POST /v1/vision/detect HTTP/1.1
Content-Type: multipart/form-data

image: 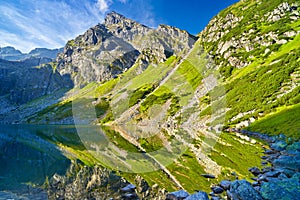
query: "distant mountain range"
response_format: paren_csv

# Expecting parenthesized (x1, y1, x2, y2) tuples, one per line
(0, 46, 63, 61)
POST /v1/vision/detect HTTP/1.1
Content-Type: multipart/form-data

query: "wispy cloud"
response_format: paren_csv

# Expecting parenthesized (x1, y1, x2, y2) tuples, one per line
(0, 0, 157, 53)
(97, 0, 112, 13)
(0, 0, 108, 52)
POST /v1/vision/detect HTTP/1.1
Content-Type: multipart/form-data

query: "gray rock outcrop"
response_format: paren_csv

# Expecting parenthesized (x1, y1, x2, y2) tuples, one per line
(56, 11, 197, 86)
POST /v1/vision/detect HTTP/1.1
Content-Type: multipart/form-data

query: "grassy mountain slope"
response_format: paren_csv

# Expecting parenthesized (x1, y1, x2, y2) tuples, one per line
(199, 0, 300, 138)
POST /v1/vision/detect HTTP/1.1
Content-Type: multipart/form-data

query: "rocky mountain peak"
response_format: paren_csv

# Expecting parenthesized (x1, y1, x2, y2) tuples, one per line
(56, 12, 197, 86)
(104, 11, 145, 28)
(105, 11, 126, 24)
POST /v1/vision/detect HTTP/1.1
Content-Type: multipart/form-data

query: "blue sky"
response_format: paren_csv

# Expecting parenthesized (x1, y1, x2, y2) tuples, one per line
(0, 0, 238, 53)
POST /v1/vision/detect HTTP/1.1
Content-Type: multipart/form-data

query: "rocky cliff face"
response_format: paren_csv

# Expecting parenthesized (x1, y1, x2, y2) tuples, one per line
(0, 46, 65, 106)
(0, 58, 72, 124)
(56, 12, 197, 86)
(0, 60, 70, 105)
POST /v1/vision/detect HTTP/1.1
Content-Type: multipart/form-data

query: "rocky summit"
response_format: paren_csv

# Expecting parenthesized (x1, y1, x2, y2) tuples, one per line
(56, 11, 197, 86)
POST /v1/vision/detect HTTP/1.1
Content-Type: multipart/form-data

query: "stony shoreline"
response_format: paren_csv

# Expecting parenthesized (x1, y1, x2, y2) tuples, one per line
(166, 130, 300, 200)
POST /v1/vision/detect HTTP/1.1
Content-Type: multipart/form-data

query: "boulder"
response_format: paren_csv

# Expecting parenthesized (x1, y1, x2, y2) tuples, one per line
(275, 168, 295, 178)
(277, 173, 288, 180)
(211, 186, 224, 194)
(270, 140, 287, 151)
(261, 167, 273, 174)
(185, 191, 209, 200)
(261, 161, 268, 165)
(220, 180, 231, 190)
(260, 174, 300, 200)
(166, 190, 189, 200)
(227, 180, 263, 200)
(200, 174, 216, 179)
(273, 154, 300, 171)
(122, 193, 138, 200)
(249, 167, 261, 176)
(252, 182, 259, 187)
(257, 174, 268, 182)
(264, 171, 280, 178)
(264, 149, 274, 154)
(286, 142, 300, 153)
(211, 197, 221, 200)
(121, 184, 136, 193)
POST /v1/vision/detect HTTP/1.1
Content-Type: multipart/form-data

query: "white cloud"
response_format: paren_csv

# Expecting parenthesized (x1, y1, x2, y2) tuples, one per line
(0, 30, 37, 52)
(97, 0, 112, 13)
(0, 0, 107, 52)
(0, 0, 156, 53)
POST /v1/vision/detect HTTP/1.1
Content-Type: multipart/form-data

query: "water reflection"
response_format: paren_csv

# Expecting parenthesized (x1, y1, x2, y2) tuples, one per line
(76, 124, 195, 173)
(0, 125, 70, 192)
(0, 124, 226, 196)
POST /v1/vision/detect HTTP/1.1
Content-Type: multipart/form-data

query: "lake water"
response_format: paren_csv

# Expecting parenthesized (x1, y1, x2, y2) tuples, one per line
(0, 124, 264, 198)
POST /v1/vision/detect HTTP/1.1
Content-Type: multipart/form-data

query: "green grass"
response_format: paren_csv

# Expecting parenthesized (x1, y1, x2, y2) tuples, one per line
(27, 100, 73, 123)
(139, 134, 165, 152)
(95, 98, 110, 117)
(247, 103, 300, 139)
(229, 34, 300, 83)
(166, 149, 217, 193)
(210, 132, 264, 180)
(177, 60, 203, 90)
(121, 56, 178, 91)
(94, 78, 119, 97)
(140, 86, 174, 113)
(119, 170, 178, 192)
(128, 84, 155, 107)
(101, 126, 141, 153)
(201, 46, 300, 129)
(161, 130, 264, 193)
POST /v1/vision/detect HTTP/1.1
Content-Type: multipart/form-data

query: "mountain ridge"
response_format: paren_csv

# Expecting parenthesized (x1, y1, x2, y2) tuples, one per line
(0, 46, 63, 61)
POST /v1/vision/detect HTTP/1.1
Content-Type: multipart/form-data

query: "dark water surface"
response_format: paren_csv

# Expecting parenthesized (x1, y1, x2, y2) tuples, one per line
(0, 125, 74, 199)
